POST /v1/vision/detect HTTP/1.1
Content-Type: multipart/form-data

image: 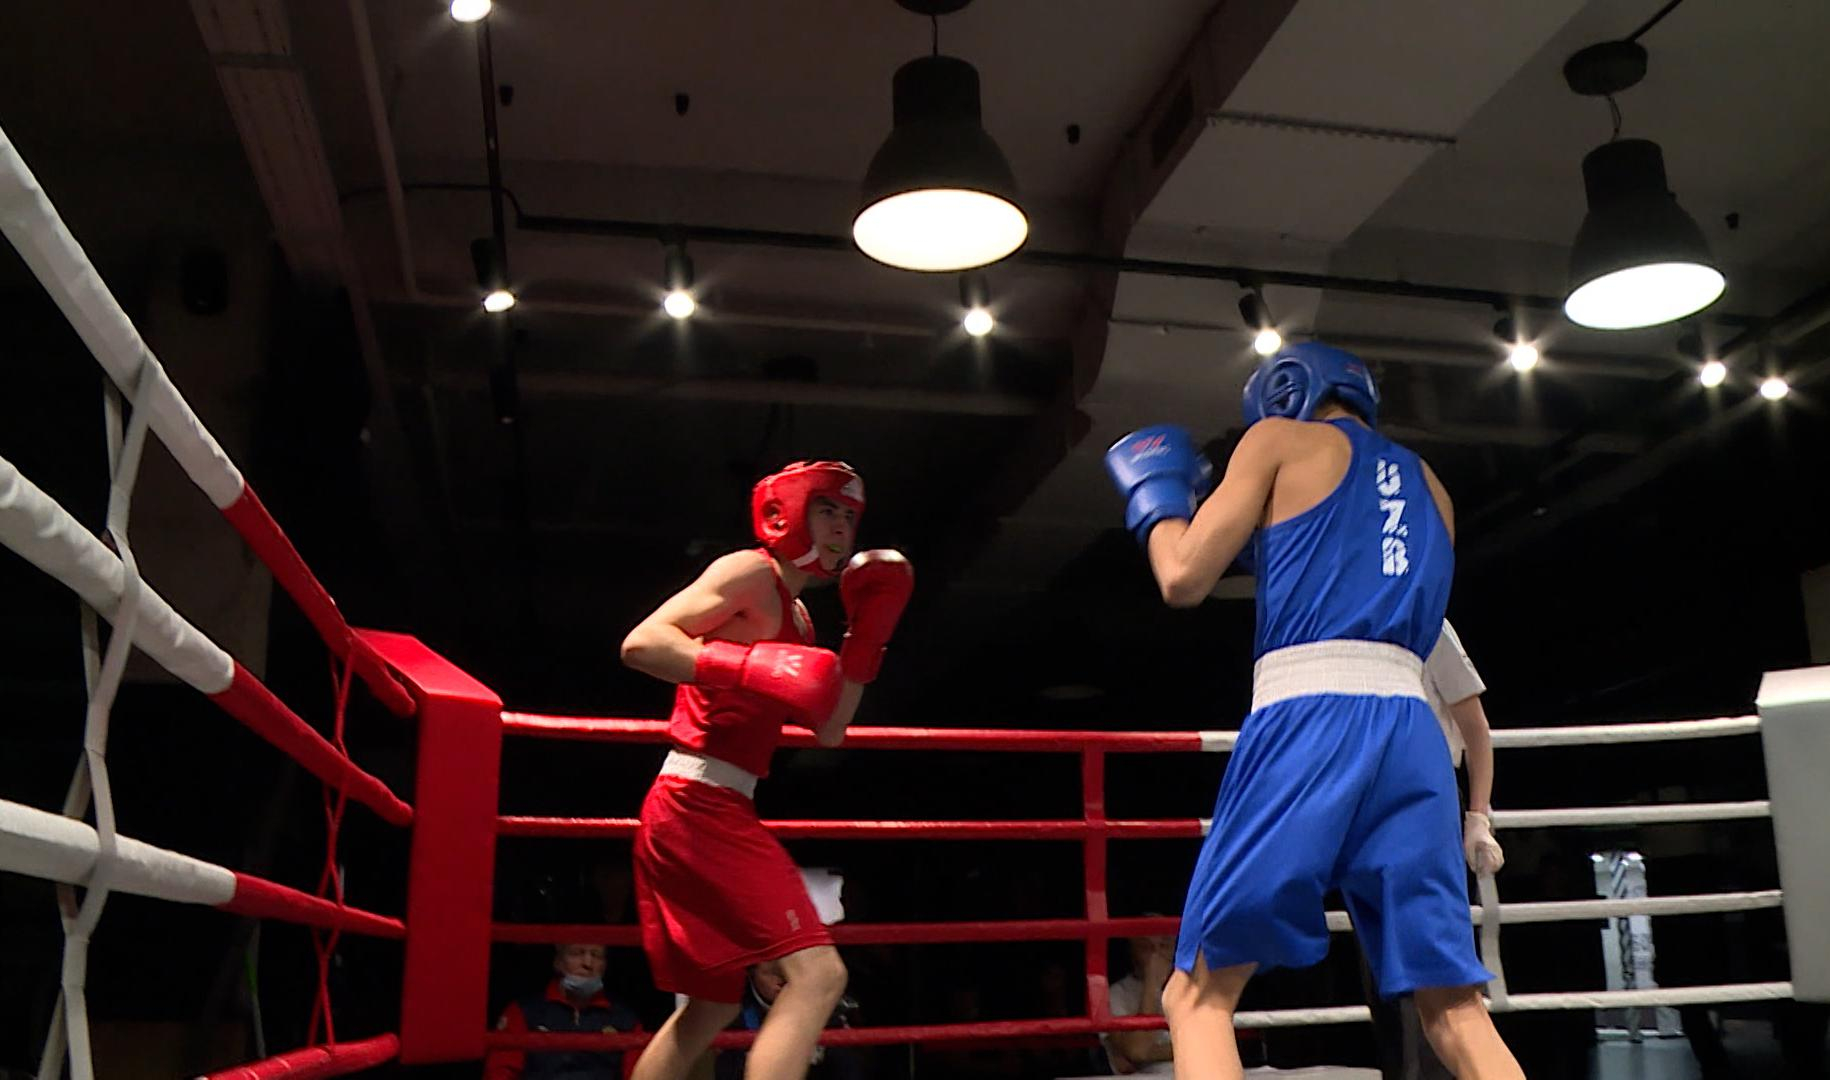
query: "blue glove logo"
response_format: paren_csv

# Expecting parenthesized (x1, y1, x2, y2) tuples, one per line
(1127, 433, 1174, 460)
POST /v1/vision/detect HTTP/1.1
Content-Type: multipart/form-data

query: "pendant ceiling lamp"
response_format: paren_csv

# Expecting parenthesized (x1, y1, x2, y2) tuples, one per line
(853, 0, 1028, 272)
(1561, 39, 1724, 330)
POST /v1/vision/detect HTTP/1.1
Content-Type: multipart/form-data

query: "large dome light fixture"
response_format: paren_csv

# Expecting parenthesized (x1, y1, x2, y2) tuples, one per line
(1564, 139, 1724, 329)
(1560, 39, 1724, 330)
(854, 2, 1026, 272)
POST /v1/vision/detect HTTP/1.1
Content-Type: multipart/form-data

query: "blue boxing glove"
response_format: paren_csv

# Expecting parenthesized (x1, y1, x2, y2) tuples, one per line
(1104, 425, 1213, 547)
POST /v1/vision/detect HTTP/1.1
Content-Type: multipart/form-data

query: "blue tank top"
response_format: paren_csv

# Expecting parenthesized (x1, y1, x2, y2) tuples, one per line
(1247, 419, 1451, 659)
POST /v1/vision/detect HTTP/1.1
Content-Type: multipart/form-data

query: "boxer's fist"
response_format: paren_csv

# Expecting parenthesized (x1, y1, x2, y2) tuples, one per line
(1464, 809, 1504, 876)
(1105, 425, 1212, 547)
(839, 549, 914, 683)
(695, 640, 842, 723)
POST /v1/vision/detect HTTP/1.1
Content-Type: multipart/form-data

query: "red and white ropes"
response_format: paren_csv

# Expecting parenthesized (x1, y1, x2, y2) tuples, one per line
(0, 123, 412, 1079)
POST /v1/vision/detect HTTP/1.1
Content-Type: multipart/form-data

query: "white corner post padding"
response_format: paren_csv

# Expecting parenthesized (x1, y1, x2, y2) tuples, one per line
(1757, 664, 1830, 1003)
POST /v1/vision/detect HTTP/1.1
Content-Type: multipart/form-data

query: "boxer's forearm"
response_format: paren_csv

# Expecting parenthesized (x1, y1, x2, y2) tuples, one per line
(815, 680, 865, 747)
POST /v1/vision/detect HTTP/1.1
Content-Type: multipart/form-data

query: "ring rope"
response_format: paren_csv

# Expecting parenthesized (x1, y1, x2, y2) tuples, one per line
(0, 451, 411, 825)
(489, 888, 1786, 950)
(0, 124, 416, 1075)
(495, 708, 1793, 1055)
(0, 124, 411, 717)
(483, 982, 1798, 1056)
(502, 712, 1762, 751)
(1491, 801, 1770, 828)
(0, 797, 407, 937)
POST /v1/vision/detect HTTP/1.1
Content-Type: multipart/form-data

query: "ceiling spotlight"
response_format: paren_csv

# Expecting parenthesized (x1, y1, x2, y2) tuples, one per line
(663, 290, 696, 320)
(1759, 375, 1789, 401)
(662, 241, 696, 320)
(958, 272, 994, 336)
(1239, 290, 1281, 356)
(1698, 359, 1727, 388)
(471, 236, 512, 314)
(853, 6, 1026, 272)
(1560, 44, 1723, 329)
(450, 0, 492, 23)
(1494, 315, 1538, 372)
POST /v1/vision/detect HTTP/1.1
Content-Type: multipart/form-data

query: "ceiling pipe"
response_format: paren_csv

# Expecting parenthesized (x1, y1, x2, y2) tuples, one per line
(1107, 319, 1676, 382)
(514, 210, 1763, 328)
(378, 287, 944, 339)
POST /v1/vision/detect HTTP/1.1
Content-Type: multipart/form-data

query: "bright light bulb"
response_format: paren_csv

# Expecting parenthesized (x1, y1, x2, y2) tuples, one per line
(1698, 359, 1727, 388)
(852, 189, 1028, 272)
(962, 307, 994, 337)
(663, 289, 696, 320)
(482, 289, 516, 313)
(450, 0, 492, 22)
(1760, 375, 1789, 401)
(1564, 262, 1726, 330)
(1252, 328, 1283, 357)
(1507, 343, 1540, 373)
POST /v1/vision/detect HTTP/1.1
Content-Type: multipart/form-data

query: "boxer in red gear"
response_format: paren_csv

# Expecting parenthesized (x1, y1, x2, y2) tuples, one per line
(619, 461, 912, 1080)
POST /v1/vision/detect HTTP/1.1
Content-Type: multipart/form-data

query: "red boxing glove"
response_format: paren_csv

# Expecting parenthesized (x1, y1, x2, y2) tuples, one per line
(838, 549, 915, 683)
(694, 640, 843, 724)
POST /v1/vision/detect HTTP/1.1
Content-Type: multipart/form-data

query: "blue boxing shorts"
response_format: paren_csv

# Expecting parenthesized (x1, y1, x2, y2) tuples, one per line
(1176, 641, 1492, 997)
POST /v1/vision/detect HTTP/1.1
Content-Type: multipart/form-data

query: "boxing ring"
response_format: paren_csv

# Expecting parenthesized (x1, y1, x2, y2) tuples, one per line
(4, 122, 1829, 1077)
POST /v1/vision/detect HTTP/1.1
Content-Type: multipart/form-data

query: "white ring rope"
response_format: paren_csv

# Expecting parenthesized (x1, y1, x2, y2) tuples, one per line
(0, 452, 234, 694)
(1470, 889, 1784, 925)
(1199, 800, 1770, 839)
(1198, 715, 1761, 754)
(0, 798, 237, 906)
(1492, 801, 1770, 828)
(1229, 983, 1795, 1029)
(1488, 715, 1761, 746)
(1309, 889, 1785, 934)
(0, 127, 243, 508)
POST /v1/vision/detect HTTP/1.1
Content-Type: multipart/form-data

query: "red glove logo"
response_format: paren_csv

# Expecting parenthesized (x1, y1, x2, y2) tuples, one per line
(770, 651, 805, 680)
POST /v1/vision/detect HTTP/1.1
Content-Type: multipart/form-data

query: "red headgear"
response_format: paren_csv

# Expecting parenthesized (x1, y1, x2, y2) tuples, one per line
(751, 461, 865, 577)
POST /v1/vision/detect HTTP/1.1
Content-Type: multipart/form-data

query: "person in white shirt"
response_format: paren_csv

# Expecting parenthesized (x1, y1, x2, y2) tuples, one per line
(1102, 929, 1178, 1075)
(1425, 621, 1502, 878)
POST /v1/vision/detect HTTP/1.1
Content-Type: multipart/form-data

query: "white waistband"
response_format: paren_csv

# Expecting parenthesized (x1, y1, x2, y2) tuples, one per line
(660, 749, 759, 799)
(1251, 640, 1426, 713)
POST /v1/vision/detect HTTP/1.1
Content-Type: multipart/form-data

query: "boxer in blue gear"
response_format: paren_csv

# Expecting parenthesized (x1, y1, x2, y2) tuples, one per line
(1104, 342, 1524, 1080)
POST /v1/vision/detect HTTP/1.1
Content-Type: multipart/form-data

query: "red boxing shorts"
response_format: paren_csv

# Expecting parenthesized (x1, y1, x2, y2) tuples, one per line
(634, 774, 832, 1002)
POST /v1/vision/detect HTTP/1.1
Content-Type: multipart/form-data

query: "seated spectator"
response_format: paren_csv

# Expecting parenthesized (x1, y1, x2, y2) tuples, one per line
(1103, 929, 1175, 1075)
(486, 943, 642, 1080)
(713, 959, 864, 1080)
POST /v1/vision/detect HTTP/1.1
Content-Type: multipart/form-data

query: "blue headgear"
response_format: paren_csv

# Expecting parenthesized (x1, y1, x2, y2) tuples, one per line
(1241, 342, 1379, 427)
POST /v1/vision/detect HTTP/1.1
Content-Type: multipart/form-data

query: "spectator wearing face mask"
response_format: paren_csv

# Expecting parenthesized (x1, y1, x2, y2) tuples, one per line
(485, 943, 643, 1080)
